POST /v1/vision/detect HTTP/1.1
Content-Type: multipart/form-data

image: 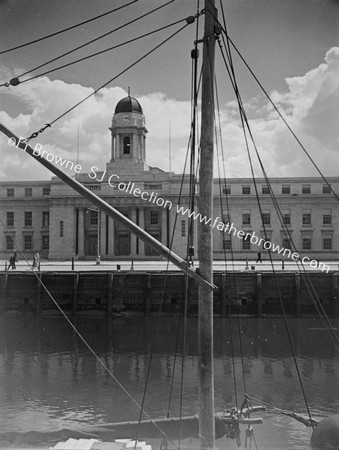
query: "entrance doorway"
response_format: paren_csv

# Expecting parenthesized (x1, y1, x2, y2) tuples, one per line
(115, 231, 131, 255)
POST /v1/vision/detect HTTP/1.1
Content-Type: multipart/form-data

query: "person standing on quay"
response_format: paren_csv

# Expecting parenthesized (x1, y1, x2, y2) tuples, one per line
(256, 250, 262, 263)
(8, 251, 17, 270)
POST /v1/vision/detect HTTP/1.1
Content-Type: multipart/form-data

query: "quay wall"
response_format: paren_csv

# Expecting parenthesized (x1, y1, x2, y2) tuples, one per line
(0, 271, 338, 317)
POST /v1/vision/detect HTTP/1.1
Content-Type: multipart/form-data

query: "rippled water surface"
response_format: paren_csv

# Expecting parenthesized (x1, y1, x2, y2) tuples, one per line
(0, 316, 338, 449)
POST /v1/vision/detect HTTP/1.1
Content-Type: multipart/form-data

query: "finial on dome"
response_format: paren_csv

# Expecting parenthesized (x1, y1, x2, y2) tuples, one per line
(128, 86, 131, 97)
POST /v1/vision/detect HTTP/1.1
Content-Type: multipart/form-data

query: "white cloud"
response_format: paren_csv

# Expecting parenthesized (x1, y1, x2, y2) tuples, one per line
(0, 46, 338, 181)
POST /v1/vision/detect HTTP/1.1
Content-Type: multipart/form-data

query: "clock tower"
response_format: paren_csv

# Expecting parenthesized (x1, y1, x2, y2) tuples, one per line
(107, 94, 149, 175)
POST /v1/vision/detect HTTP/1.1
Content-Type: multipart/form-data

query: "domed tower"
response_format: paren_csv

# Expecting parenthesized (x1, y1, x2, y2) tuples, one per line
(107, 93, 149, 174)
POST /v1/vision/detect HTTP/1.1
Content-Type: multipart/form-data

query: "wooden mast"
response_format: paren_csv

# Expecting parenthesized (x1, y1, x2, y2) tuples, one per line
(198, 1, 217, 449)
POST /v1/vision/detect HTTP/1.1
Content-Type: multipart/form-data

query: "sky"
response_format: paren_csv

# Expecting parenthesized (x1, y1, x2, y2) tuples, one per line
(0, 0, 338, 181)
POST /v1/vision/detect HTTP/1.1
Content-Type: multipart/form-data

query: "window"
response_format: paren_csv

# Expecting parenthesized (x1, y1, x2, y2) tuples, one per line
(282, 185, 290, 194)
(24, 211, 32, 227)
(6, 235, 14, 250)
(223, 237, 231, 250)
(42, 211, 49, 227)
(223, 210, 231, 225)
(42, 235, 49, 250)
(323, 209, 332, 225)
(242, 234, 251, 250)
(90, 210, 98, 225)
(150, 210, 159, 225)
(282, 238, 291, 249)
(242, 210, 251, 225)
(24, 235, 32, 250)
(85, 184, 101, 191)
(262, 210, 271, 225)
(6, 211, 14, 227)
(7, 188, 14, 197)
(302, 237, 312, 250)
(60, 221, 64, 237)
(242, 185, 251, 195)
(43, 187, 50, 196)
(302, 209, 311, 225)
(181, 220, 186, 237)
(323, 234, 332, 250)
(145, 184, 162, 190)
(262, 185, 270, 194)
(302, 184, 311, 194)
(25, 187, 32, 197)
(323, 184, 331, 194)
(223, 185, 231, 195)
(123, 136, 131, 154)
(282, 209, 291, 225)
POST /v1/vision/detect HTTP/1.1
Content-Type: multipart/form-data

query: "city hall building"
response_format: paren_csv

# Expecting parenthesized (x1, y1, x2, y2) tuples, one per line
(0, 95, 338, 261)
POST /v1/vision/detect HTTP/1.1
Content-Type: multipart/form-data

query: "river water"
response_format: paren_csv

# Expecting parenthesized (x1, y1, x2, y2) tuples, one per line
(0, 315, 338, 449)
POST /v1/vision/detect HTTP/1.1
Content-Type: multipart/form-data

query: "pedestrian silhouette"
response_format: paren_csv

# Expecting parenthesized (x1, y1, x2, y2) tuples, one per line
(256, 250, 262, 263)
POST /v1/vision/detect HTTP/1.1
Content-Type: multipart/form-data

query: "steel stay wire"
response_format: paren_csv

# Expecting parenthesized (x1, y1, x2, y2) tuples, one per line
(0, 0, 139, 55)
(23, 22, 191, 142)
(216, 27, 316, 429)
(216, 24, 339, 353)
(3, 16, 197, 87)
(135, 18, 204, 445)
(210, 3, 339, 205)
(2, 0, 176, 88)
(0, 216, 178, 448)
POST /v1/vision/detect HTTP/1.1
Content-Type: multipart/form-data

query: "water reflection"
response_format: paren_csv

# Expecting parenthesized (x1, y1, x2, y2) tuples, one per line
(0, 316, 338, 449)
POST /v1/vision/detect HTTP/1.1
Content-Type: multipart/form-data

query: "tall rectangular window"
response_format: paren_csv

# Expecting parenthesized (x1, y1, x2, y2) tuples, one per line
(223, 185, 231, 195)
(282, 238, 291, 249)
(150, 210, 159, 225)
(302, 209, 311, 225)
(262, 185, 270, 194)
(7, 188, 14, 197)
(302, 237, 312, 250)
(43, 186, 50, 196)
(181, 220, 186, 237)
(302, 184, 311, 194)
(323, 184, 331, 194)
(323, 234, 332, 250)
(223, 210, 231, 224)
(42, 235, 49, 250)
(262, 210, 271, 225)
(60, 221, 64, 237)
(282, 209, 291, 225)
(6, 211, 14, 227)
(42, 211, 50, 227)
(242, 234, 251, 250)
(223, 237, 231, 250)
(25, 187, 32, 197)
(24, 235, 32, 250)
(6, 235, 14, 250)
(242, 185, 251, 195)
(323, 209, 332, 225)
(24, 211, 32, 227)
(90, 210, 98, 225)
(242, 210, 251, 225)
(282, 185, 290, 194)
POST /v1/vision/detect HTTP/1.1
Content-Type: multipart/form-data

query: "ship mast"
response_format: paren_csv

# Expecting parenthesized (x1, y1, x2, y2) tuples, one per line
(198, 1, 217, 449)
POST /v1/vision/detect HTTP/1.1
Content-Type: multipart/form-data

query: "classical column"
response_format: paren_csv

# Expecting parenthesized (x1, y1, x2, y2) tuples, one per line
(78, 209, 85, 257)
(161, 209, 166, 246)
(139, 208, 145, 255)
(130, 208, 137, 257)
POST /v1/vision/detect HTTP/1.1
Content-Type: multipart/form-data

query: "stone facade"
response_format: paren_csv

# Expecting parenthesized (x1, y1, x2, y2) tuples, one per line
(1, 95, 338, 261)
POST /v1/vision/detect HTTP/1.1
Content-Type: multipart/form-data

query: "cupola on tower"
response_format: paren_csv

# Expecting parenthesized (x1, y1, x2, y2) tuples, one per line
(107, 93, 149, 175)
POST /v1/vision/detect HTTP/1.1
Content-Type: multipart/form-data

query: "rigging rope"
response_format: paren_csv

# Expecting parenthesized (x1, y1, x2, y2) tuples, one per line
(215, 21, 316, 429)
(0, 0, 139, 55)
(211, 5, 339, 204)
(24, 22, 191, 142)
(4, 17, 192, 87)
(2, 0, 176, 87)
(0, 216, 177, 447)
